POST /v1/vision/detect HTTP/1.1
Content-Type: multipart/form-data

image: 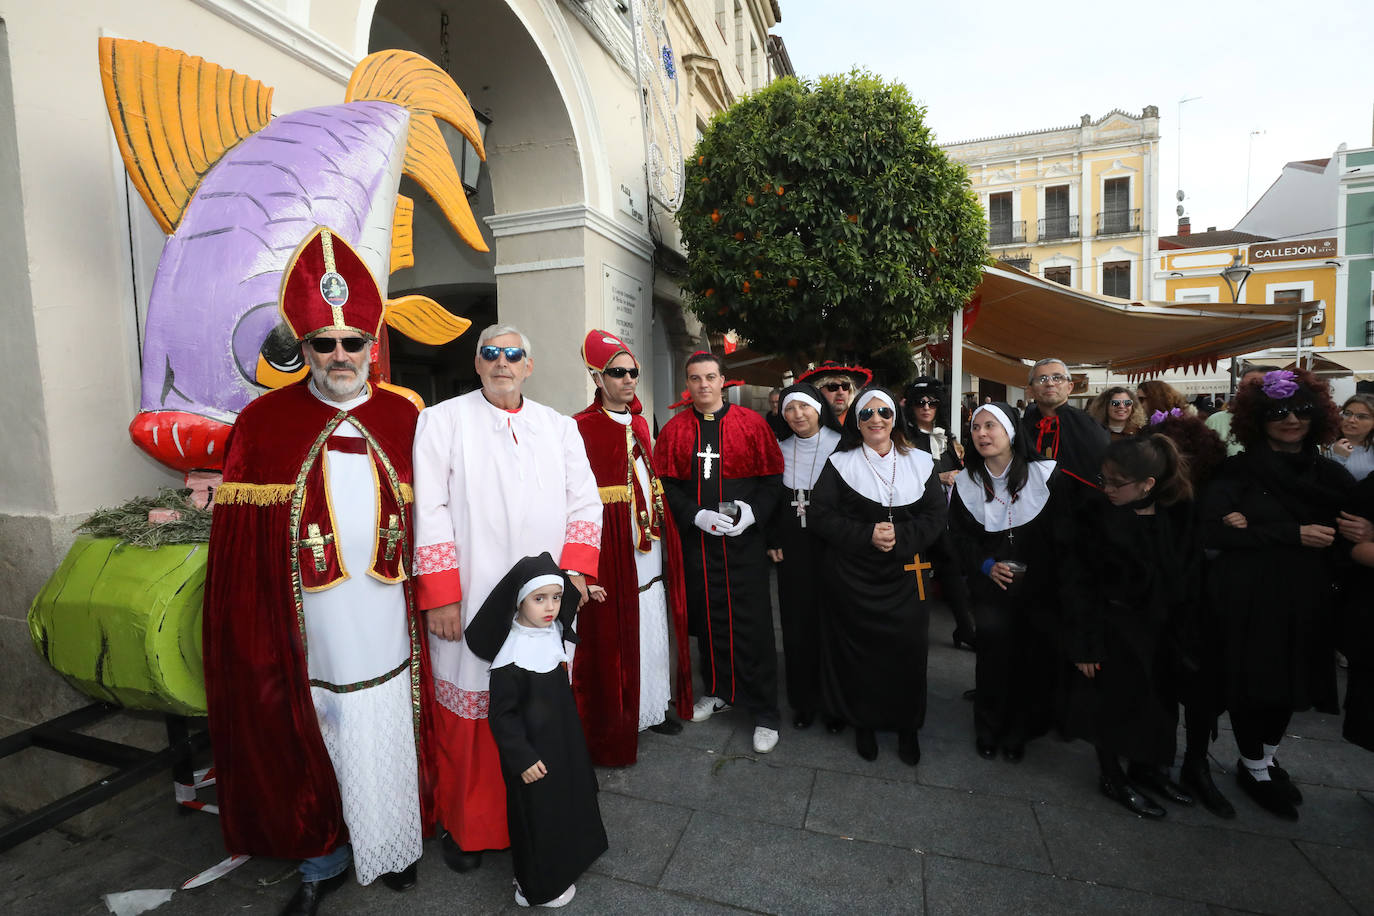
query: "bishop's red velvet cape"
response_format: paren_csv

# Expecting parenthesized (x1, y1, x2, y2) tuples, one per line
(653, 402, 785, 481)
(202, 381, 436, 859)
(571, 395, 693, 765)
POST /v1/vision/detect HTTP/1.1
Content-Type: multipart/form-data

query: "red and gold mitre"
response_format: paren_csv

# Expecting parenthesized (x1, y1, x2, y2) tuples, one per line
(279, 226, 384, 340)
(582, 329, 638, 372)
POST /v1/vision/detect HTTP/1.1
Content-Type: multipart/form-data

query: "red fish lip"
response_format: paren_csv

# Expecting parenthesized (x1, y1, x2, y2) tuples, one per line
(129, 411, 233, 473)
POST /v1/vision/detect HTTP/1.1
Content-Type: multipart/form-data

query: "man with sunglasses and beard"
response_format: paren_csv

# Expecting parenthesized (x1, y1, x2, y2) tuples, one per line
(204, 228, 434, 914)
(655, 351, 786, 754)
(411, 324, 602, 873)
(569, 330, 694, 766)
(797, 361, 874, 424)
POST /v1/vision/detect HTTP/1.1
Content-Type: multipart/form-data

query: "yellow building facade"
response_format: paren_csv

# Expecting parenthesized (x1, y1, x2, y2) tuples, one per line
(1156, 233, 1338, 348)
(943, 108, 1160, 300)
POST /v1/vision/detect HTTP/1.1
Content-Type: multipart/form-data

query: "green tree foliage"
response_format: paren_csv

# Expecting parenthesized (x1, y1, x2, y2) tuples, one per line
(681, 71, 987, 371)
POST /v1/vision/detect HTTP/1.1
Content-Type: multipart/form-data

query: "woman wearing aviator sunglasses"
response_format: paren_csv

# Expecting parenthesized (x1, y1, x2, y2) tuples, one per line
(807, 388, 947, 764)
(1202, 368, 1355, 821)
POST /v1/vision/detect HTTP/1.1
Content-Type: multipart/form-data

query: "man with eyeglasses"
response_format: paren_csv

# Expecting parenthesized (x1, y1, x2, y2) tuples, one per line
(1020, 358, 1108, 485)
(204, 227, 433, 914)
(655, 351, 786, 754)
(797, 361, 874, 423)
(569, 330, 693, 766)
(411, 323, 603, 874)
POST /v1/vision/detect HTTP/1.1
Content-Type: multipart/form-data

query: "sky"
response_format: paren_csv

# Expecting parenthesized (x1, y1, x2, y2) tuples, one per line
(777, 0, 1372, 236)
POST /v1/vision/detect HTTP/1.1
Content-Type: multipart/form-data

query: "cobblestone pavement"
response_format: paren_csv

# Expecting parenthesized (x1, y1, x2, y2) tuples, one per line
(2, 602, 1371, 915)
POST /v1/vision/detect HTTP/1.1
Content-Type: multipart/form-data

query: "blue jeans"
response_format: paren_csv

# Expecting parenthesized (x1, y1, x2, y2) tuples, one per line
(299, 844, 351, 882)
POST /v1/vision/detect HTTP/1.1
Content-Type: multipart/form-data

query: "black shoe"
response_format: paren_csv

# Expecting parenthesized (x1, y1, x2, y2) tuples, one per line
(898, 730, 921, 766)
(1002, 744, 1025, 764)
(855, 728, 878, 761)
(976, 738, 998, 760)
(961, 688, 977, 701)
(1126, 764, 1194, 806)
(380, 863, 417, 892)
(1235, 762, 1299, 821)
(280, 870, 348, 916)
(1099, 775, 1166, 818)
(1268, 758, 1303, 805)
(440, 831, 483, 872)
(952, 629, 977, 652)
(824, 716, 846, 735)
(1178, 758, 1236, 819)
(792, 710, 815, 730)
(648, 717, 684, 735)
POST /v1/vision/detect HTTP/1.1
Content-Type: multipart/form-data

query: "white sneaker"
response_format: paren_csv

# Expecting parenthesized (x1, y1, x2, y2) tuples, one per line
(753, 726, 779, 754)
(692, 696, 731, 721)
(515, 882, 576, 908)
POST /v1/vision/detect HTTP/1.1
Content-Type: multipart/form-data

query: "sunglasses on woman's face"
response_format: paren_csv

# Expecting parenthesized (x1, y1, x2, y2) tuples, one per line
(479, 345, 526, 362)
(1264, 403, 1315, 422)
(856, 406, 894, 422)
(602, 366, 639, 379)
(913, 397, 939, 408)
(822, 381, 852, 393)
(1109, 398, 1133, 407)
(308, 336, 368, 354)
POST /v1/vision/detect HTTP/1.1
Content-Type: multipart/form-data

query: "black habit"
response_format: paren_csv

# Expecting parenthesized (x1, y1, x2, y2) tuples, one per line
(946, 465, 1074, 749)
(808, 448, 947, 730)
(1202, 447, 1355, 716)
(1021, 403, 1109, 484)
(1342, 474, 1374, 751)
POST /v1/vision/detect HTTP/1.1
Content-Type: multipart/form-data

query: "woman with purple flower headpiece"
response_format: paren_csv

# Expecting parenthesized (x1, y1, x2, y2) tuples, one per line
(1201, 368, 1354, 821)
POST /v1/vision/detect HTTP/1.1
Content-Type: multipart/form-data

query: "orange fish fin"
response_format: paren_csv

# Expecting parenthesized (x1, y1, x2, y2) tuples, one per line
(384, 294, 472, 345)
(346, 50, 488, 254)
(391, 194, 414, 273)
(99, 37, 273, 234)
(377, 380, 426, 411)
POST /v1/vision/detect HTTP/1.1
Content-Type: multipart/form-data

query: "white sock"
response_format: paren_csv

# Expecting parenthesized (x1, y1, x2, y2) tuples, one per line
(1242, 755, 1272, 781)
(1263, 743, 1279, 764)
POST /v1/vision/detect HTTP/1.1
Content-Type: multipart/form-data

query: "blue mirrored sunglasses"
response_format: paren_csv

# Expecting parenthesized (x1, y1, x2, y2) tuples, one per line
(479, 345, 526, 363)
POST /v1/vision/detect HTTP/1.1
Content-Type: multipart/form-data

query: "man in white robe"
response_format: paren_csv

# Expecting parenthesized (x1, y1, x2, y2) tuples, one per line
(412, 324, 602, 871)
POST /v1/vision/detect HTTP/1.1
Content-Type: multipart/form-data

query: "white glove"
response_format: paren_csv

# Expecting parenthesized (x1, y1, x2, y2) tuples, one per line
(694, 509, 736, 536)
(723, 500, 755, 537)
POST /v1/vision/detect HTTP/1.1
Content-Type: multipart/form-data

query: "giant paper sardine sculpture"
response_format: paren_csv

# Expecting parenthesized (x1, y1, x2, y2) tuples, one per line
(100, 39, 486, 472)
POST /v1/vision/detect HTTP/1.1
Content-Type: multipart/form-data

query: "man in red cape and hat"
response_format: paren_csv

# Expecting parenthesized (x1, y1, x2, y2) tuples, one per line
(203, 226, 435, 915)
(571, 330, 693, 765)
(654, 351, 785, 754)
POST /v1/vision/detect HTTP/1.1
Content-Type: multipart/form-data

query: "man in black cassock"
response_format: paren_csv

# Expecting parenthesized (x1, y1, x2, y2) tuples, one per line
(654, 352, 785, 754)
(1020, 357, 1108, 485)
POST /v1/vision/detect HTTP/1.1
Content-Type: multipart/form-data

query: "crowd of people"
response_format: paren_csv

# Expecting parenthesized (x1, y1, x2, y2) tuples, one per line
(200, 225, 1372, 915)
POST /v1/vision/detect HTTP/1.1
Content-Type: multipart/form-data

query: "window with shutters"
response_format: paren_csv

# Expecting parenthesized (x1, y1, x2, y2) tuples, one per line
(1042, 185, 1072, 239)
(1044, 266, 1071, 286)
(1102, 260, 1131, 298)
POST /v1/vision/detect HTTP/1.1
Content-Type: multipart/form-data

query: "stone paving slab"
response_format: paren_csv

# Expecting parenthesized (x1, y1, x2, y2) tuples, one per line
(659, 809, 922, 914)
(921, 853, 1212, 916)
(1035, 802, 1357, 915)
(589, 791, 693, 886)
(1295, 840, 1374, 916)
(804, 768, 1053, 873)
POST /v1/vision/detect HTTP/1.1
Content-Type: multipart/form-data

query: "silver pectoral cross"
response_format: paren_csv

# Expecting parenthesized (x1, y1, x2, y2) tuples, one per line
(696, 444, 718, 480)
(791, 488, 809, 527)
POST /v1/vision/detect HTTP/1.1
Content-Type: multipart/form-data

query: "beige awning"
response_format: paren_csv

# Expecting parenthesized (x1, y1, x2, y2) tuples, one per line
(1285, 349, 1374, 382)
(963, 266, 1317, 378)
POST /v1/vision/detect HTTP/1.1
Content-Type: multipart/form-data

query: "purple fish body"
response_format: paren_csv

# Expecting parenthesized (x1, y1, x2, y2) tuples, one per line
(131, 101, 409, 469)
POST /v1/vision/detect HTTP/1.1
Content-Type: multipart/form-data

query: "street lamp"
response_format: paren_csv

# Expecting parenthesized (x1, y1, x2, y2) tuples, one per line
(1220, 253, 1253, 303)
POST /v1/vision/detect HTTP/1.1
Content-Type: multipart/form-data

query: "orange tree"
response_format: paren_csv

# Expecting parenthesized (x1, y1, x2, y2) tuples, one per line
(680, 71, 987, 376)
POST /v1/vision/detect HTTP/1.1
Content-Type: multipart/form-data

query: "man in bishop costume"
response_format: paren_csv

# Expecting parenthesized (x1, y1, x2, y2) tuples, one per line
(203, 226, 434, 915)
(411, 324, 602, 871)
(654, 351, 785, 754)
(571, 330, 693, 765)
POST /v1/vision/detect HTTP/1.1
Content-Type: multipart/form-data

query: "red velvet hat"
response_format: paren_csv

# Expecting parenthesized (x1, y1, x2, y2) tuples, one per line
(278, 226, 385, 340)
(582, 329, 638, 372)
(797, 361, 873, 389)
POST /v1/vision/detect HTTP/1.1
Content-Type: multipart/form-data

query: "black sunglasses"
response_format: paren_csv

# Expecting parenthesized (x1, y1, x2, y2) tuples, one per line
(308, 336, 368, 354)
(856, 406, 894, 421)
(822, 381, 852, 393)
(1264, 403, 1315, 422)
(603, 366, 639, 379)
(913, 397, 939, 408)
(480, 345, 526, 363)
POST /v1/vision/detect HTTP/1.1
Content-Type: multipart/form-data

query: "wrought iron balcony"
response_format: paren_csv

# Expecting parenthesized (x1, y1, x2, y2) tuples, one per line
(988, 220, 1026, 246)
(1096, 208, 1141, 236)
(1037, 215, 1079, 241)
